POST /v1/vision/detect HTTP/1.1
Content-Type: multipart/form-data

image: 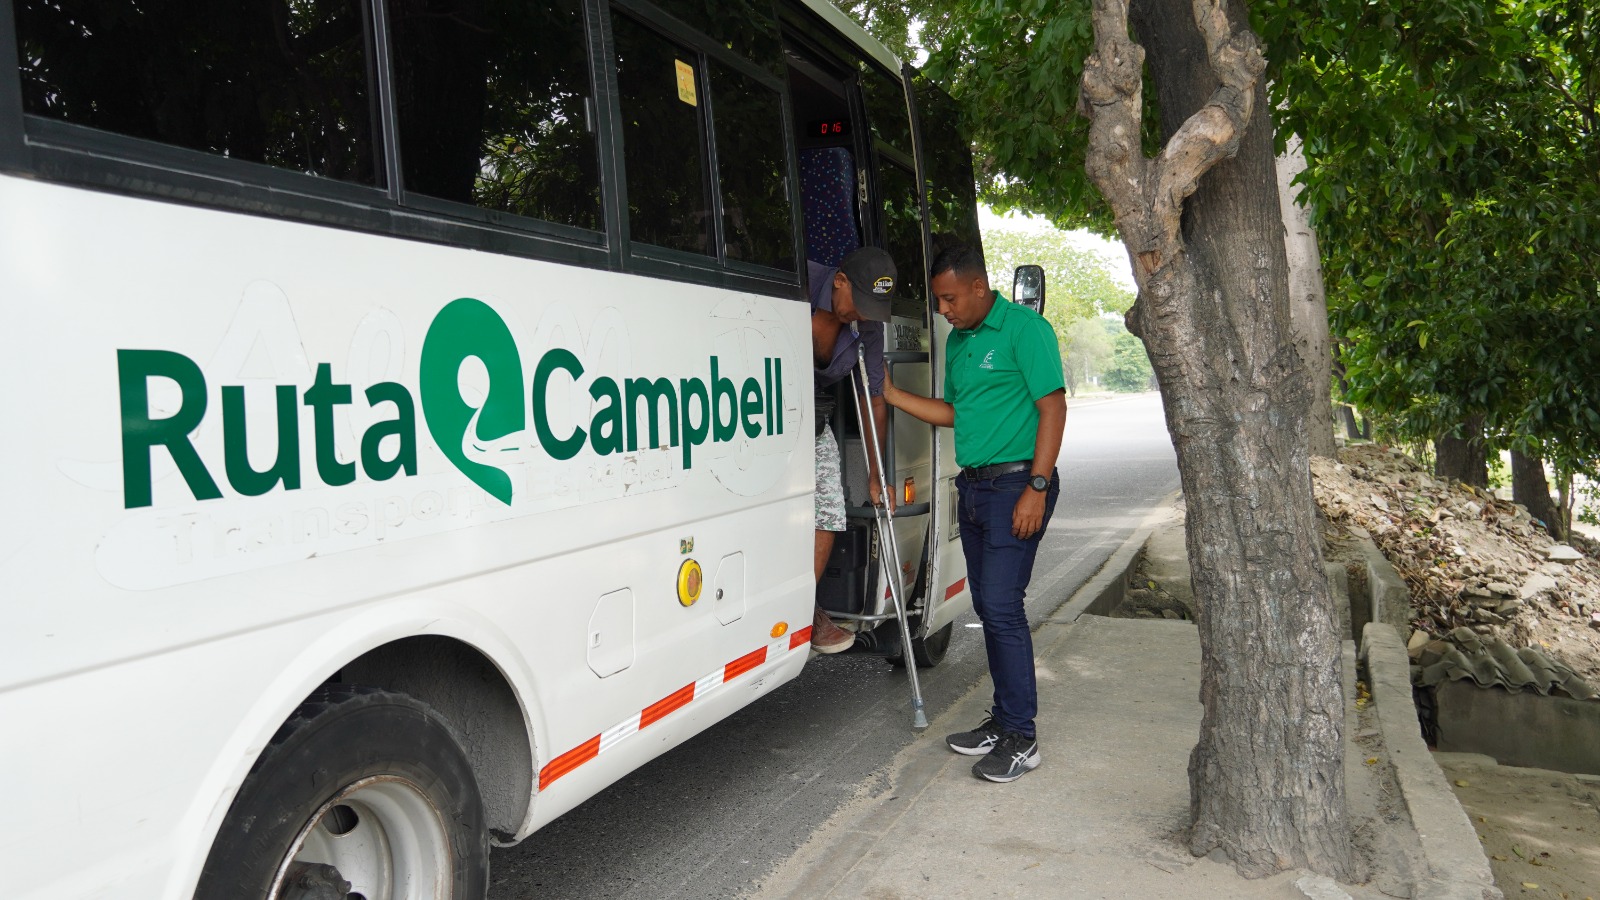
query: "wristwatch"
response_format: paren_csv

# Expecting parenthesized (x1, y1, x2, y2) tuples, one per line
(1027, 474, 1050, 492)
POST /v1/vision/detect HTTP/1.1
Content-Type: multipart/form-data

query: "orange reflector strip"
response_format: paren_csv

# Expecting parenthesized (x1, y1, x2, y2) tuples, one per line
(640, 682, 696, 729)
(539, 734, 600, 790)
(944, 578, 967, 600)
(539, 631, 808, 792)
(724, 646, 767, 681)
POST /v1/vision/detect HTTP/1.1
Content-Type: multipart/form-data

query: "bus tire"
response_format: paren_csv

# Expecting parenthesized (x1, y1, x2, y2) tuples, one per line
(194, 684, 488, 900)
(889, 619, 954, 669)
(910, 620, 954, 668)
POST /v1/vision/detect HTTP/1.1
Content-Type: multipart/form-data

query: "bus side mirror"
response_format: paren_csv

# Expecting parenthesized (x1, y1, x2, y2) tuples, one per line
(1013, 265, 1045, 315)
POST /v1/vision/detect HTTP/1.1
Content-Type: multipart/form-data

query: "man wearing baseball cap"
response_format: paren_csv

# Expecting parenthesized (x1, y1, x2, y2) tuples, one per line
(808, 246, 898, 653)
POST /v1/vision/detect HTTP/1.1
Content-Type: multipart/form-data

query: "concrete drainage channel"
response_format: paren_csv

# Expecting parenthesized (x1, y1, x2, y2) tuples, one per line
(1067, 499, 1503, 900)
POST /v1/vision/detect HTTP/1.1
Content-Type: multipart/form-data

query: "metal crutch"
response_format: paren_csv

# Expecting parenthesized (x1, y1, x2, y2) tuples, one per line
(849, 324, 929, 730)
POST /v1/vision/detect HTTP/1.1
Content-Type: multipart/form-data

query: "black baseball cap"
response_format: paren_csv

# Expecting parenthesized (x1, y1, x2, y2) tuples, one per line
(837, 247, 897, 322)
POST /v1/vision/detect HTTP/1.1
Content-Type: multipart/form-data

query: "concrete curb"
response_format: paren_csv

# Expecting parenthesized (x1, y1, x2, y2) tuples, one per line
(1046, 493, 1182, 624)
(1350, 528, 1412, 631)
(1361, 624, 1503, 900)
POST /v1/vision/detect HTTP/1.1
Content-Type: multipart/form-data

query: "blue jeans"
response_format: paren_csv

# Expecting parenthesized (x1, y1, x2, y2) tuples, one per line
(956, 468, 1060, 739)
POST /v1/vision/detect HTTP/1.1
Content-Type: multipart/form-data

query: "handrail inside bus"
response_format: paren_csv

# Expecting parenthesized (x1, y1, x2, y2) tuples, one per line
(845, 502, 932, 519)
(884, 350, 930, 365)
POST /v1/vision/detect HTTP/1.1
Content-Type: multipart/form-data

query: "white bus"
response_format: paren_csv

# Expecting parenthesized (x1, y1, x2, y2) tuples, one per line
(0, 1, 986, 897)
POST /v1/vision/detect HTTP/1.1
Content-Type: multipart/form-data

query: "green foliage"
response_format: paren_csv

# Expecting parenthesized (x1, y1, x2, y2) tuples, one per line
(981, 225, 1134, 322)
(845, 0, 1128, 232)
(1102, 329, 1156, 393)
(850, 0, 1598, 480)
(1574, 477, 1600, 529)
(1063, 317, 1113, 396)
(1264, 0, 1600, 479)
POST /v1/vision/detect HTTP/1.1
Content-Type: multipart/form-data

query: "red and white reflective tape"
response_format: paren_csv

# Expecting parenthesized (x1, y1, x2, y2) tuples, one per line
(539, 625, 815, 790)
(944, 577, 966, 600)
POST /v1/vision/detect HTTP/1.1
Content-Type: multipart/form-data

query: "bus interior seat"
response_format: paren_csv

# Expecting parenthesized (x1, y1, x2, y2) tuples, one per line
(799, 146, 860, 268)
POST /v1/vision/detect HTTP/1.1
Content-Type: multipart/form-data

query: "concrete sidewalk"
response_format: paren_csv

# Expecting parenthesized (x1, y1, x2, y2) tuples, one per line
(750, 508, 1496, 900)
(753, 616, 1359, 899)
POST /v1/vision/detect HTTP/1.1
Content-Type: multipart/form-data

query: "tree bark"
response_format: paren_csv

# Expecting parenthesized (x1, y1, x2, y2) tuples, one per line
(1080, 0, 1354, 880)
(1338, 405, 1361, 440)
(1434, 415, 1488, 488)
(1275, 135, 1337, 458)
(1511, 450, 1564, 540)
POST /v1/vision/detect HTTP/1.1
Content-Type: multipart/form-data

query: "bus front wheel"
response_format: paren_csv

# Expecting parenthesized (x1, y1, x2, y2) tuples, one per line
(194, 684, 488, 900)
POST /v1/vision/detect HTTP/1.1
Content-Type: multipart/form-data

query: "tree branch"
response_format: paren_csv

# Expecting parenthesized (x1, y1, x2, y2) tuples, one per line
(1153, 3, 1265, 231)
(1079, 0, 1265, 284)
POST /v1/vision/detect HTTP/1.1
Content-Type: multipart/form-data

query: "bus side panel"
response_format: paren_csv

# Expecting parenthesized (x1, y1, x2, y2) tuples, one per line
(0, 173, 814, 897)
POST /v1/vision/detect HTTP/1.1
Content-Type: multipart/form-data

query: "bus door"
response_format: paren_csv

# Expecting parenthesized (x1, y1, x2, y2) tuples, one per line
(781, 22, 944, 663)
(906, 71, 986, 642)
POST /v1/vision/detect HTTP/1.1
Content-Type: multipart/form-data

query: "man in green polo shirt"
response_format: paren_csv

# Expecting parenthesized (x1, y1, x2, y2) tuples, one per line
(883, 238, 1066, 783)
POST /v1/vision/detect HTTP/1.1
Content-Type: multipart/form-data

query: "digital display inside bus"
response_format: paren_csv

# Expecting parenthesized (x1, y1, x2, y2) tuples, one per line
(808, 118, 850, 138)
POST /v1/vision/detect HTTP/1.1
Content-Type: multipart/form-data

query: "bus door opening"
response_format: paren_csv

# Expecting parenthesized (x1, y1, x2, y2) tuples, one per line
(783, 51, 878, 625)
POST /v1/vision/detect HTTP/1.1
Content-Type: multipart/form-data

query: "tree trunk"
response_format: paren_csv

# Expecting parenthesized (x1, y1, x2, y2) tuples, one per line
(1331, 356, 1368, 440)
(1511, 450, 1564, 540)
(1338, 405, 1361, 440)
(1276, 135, 1337, 458)
(1434, 415, 1488, 488)
(1080, 0, 1354, 880)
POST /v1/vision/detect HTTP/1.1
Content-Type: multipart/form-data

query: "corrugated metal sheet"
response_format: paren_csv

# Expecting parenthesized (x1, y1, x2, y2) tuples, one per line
(1414, 627, 1599, 701)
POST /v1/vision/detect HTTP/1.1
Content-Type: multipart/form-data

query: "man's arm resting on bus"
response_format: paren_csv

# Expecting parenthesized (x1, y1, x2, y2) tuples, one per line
(1012, 390, 1067, 540)
(881, 371, 955, 427)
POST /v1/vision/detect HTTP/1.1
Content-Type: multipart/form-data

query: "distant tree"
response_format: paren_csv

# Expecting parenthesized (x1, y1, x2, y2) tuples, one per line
(1101, 329, 1155, 393)
(1063, 317, 1113, 396)
(982, 226, 1134, 316)
(979, 225, 1135, 398)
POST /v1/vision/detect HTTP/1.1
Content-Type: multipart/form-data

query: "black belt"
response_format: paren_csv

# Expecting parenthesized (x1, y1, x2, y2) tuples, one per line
(959, 460, 1031, 481)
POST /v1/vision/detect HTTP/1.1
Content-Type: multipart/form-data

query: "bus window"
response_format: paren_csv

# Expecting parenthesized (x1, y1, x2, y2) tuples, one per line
(878, 159, 926, 317)
(652, 0, 784, 76)
(613, 12, 715, 257)
(14, 0, 379, 185)
(860, 63, 912, 156)
(388, 0, 602, 233)
(912, 74, 982, 249)
(709, 60, 796, 271)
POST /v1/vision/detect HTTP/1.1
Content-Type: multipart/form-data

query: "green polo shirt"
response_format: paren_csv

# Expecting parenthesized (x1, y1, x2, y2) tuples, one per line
(944, 292, 1065, 468)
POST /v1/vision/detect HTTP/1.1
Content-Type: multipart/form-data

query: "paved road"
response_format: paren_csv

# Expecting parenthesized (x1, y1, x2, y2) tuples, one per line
(488, 392, 1180, 900)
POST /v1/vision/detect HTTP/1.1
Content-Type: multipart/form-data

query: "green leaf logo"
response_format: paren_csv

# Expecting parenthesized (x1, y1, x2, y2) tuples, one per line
(420, 298, 526, 505)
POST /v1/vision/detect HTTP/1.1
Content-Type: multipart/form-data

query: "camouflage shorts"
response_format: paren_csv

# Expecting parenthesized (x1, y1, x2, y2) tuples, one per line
(814, 427, 847, 532)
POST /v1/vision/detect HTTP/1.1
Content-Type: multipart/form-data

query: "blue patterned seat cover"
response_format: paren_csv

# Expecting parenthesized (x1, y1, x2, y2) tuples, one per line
(799, 147, 861, 268)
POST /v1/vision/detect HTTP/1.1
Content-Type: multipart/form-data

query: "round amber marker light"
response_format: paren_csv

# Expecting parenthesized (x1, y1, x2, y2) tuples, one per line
(771, 622, 789, 639)
(677, 559, 703, 606)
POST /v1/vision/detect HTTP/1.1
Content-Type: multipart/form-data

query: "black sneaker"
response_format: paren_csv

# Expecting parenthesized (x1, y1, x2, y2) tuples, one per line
(972, 732, 1040, 783)
(945, 715, 1003, 756)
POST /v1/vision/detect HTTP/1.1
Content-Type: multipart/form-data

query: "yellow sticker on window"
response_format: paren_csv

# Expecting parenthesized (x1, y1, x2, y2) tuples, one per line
(675, 59, 697, 106)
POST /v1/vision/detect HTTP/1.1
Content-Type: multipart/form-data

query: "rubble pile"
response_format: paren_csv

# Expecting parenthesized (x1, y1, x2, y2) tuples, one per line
(1310, 444, 1600, 683)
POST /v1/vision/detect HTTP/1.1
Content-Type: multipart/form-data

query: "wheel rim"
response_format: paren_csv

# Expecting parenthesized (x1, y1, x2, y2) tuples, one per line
(271, 775, 453, 900)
